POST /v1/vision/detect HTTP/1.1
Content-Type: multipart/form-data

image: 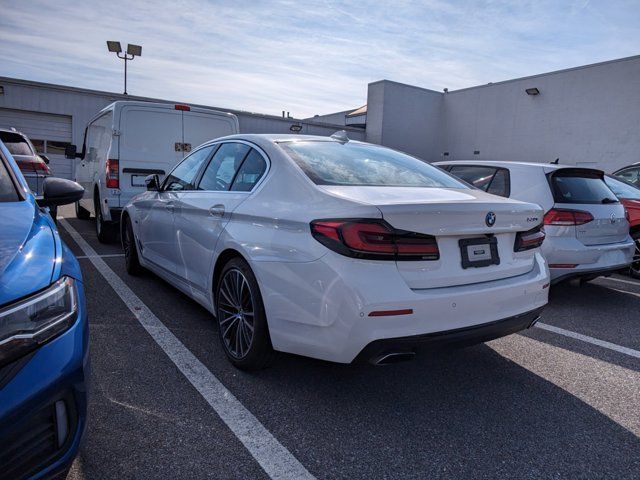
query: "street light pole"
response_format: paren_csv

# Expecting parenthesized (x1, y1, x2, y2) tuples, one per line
(106, 41, 142, 95)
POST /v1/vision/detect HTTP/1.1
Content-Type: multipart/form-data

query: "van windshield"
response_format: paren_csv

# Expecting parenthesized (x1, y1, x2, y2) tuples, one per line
(279, 141, 466, 188)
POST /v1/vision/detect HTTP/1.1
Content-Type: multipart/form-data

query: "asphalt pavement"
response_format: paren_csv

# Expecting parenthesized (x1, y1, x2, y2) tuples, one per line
(56, 206, 640, 479)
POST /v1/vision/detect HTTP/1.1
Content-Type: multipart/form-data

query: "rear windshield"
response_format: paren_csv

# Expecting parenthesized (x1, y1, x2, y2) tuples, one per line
(551, 170, 618, 204)
(0, 155, 19, 202)
(0, 132, 33, 156)
(280, 141, 467, 188)
(605, 176, 640, 200)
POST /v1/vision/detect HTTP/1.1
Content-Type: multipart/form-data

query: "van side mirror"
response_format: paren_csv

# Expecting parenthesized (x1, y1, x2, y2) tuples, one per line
(37, 177, 84, 207)
(145, 174, 160, 191)
(39, 154, 50, 164)
(65, 144, 78, 159)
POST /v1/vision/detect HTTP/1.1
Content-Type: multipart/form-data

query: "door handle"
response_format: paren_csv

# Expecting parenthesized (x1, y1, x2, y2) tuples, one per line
(209, 204, 225, 217)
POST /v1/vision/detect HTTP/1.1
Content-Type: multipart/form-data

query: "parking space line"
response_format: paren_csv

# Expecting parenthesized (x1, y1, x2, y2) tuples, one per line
(535, 323, 640, 359)
(598, 276, 640, 287)
(58, 219, 315, 480)
(76, 254, 125, 259)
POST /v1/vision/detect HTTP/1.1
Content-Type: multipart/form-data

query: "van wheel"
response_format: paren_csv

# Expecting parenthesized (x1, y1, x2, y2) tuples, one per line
(75, 201, 90, 220)
(95, 196, 116, 243)
(630, 232, 640, 279)
(123, 216, 143, 275)
(215, 257, 275, 370)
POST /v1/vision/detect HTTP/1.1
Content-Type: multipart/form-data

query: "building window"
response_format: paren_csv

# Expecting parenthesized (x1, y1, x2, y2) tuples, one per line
(31, 139, 45, 154)
(46, 141, 71, 155)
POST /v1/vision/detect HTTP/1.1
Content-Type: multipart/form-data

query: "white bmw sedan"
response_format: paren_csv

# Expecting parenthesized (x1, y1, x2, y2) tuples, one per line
(121, 134, 549, 369)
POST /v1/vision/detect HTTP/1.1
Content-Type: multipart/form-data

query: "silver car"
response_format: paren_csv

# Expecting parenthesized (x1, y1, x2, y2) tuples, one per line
(436, 161, 635, 283)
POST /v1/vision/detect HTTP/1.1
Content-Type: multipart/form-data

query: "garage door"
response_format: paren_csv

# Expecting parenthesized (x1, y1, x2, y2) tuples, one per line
(0, 108, 73, 179)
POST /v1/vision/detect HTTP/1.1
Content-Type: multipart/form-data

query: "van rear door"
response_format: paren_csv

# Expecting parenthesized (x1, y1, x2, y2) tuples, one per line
(182, 107, 239, 153)
(118, 105, 184, 207)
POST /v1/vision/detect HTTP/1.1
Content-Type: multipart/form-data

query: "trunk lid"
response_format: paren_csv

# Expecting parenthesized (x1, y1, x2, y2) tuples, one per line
(549, 168, 629, 246)
(320, 186, 544, 289)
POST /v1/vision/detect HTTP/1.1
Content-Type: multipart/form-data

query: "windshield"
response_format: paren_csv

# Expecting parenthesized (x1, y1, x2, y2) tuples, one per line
(0, 153, 19, 202)
(0, 131, 33, 156)
(605, 175, 640, 200)
(280, 141, 467, 188)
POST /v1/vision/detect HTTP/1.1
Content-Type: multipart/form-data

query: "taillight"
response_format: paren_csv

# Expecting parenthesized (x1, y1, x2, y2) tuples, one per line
(15, 159, 35, 172)
(33, 160, 51, 174)
(106, 159, 119, 188)
(543, 208, 593, 226)
(310, 219, 439, 261)
(514, 225, 545, 252)
(175, 104, 191, 111)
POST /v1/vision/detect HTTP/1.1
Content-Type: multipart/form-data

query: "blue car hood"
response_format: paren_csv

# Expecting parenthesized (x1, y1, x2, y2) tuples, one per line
(0, 200, 56, 306)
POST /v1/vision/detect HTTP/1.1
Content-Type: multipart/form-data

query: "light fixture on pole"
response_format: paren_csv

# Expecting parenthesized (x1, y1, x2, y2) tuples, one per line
(106, 41, 142, 95)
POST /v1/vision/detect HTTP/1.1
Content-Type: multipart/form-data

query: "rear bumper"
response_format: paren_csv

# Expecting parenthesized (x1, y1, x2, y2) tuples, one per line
(354, 306, 543, 364)
(543, 236, 635, 282)
(0, 282, 89, 480)
(255, 251, 549, 363)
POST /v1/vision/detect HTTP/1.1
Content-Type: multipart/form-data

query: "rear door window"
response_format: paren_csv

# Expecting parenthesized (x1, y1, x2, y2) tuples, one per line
(230, 149, 267, 192)
(198, 143, 251, 191)
(163, 145, 214, 191)
(0, 132, 33, 156)
(550, 170, 617, 204)
(448, 165, 510, 197)
(614, 167, 640, 187)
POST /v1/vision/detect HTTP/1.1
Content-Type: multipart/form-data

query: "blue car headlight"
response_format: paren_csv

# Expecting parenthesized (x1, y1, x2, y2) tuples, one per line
(0, 276, 78, 367)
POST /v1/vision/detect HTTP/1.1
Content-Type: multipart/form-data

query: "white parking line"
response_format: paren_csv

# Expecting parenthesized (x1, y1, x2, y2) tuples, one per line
(58, 219, 315, 480)
(598, 276, 640, 287)
(535, 323, 640, 359)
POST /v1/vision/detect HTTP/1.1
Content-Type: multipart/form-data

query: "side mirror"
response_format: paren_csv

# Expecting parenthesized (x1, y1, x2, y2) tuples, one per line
(39, 154, 50, 164)
(145, 174, 160, 191)
(37, 177, 84, 207)
(65, 144, 78, 159)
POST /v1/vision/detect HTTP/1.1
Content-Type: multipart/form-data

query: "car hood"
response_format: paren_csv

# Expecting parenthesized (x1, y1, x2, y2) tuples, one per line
(0, 200, 56, 306)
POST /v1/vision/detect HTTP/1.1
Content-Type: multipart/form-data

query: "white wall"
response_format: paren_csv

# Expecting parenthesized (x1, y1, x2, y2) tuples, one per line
(365, 80, 443, 161)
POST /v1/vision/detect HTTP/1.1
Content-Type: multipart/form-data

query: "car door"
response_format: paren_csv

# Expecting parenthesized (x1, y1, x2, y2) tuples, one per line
(137, 145, 215, 276)
(173, 142, 268, 300)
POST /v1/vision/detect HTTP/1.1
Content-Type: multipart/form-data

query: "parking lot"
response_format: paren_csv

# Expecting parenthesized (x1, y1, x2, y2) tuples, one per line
(54, 206, 640, 479)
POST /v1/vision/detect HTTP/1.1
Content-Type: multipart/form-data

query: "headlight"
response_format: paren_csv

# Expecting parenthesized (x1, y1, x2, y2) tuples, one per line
(0, 276, 78, 367)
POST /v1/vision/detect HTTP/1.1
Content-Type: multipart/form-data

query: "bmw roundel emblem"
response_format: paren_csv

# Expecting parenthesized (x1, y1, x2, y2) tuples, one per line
(485, 212, 496, 227)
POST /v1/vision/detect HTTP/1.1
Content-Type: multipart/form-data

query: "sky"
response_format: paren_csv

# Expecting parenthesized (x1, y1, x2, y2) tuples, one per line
(1, 0, 639, 118)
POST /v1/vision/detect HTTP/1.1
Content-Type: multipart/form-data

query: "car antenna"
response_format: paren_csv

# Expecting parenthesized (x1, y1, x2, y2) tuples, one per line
(550, 158, 559, 164)
(330, 130, 349, 144)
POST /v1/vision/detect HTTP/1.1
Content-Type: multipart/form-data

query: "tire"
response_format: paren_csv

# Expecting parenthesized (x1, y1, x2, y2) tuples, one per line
(123, 216, 144, 275)
(95, 195, 117, 244)
(215, 257, 275, 370)
(630, 231, 640, 279)
(75, 201, 90, 220)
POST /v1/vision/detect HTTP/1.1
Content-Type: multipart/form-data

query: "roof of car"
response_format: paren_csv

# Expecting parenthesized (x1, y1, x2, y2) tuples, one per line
(433, 159, 603, 173)
(0, 127, 26, 135)
(208, 133, 362, 144)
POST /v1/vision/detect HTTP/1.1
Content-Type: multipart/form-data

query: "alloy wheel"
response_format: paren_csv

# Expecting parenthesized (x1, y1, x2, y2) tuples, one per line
(218, 268, 255, 359)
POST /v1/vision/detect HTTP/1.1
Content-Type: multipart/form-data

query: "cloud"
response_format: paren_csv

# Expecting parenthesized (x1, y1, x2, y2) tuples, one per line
(0, 0, 638, 117)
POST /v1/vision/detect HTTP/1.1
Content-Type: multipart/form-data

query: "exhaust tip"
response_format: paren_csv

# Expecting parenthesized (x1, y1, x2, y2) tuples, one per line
(371, 351, 416, 365)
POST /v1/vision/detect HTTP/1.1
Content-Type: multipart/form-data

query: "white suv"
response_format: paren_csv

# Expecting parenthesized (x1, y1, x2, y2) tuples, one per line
(436, 161, 635, 283)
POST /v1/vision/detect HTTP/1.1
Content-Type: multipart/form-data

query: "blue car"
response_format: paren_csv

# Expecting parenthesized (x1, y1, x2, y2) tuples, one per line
(0, 140, 88, 479)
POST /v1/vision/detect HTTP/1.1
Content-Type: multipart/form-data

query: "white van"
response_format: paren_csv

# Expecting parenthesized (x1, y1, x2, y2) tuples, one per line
(66, 101, 239, 242)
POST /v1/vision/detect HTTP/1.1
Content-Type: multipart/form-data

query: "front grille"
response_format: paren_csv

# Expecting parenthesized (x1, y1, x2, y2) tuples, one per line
(0, 396, 76, 480)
